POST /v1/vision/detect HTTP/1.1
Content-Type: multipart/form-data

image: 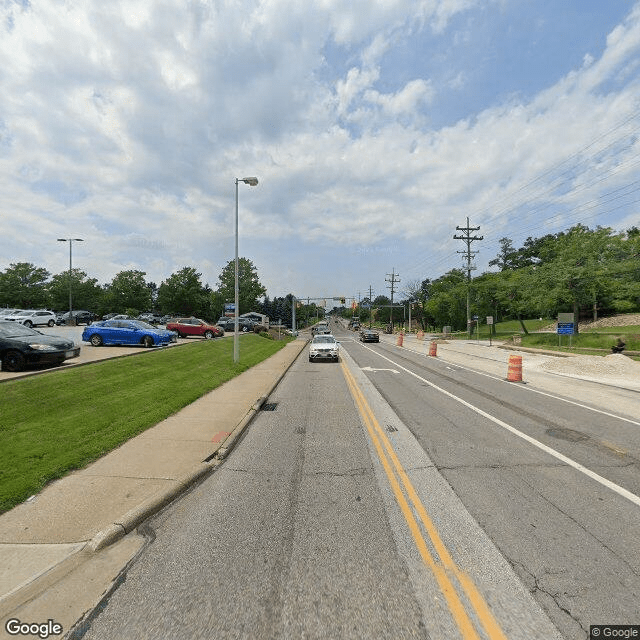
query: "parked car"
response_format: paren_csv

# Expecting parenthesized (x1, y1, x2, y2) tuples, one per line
(216, 318, 255, 333)
(137, 312, 164, 324)
(359, 328, 380, 343)
(166, 317, 224, 339)
(0, 308, 21, 317)
(4, 309, 57, 327)
(0, 321, 80, 372)
(56, 310, 96, 325)
(82, 319, 177, 347)
(308, 334, 339, 362)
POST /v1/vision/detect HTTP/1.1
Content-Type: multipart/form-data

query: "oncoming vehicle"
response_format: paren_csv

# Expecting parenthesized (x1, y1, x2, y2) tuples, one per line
(82, 319, 177, 347)
(359, 328, 380, 343)
(167, 317, 225, 339)
(0, 320, 80, 372)
(309, 334, 339, 362)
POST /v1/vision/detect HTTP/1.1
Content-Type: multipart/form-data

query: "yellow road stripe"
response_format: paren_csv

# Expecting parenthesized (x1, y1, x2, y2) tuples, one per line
(341, 359, 508, 640)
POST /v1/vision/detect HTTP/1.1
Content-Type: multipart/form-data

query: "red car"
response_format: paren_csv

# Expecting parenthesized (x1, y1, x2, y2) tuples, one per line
(165, 317, 224, 339)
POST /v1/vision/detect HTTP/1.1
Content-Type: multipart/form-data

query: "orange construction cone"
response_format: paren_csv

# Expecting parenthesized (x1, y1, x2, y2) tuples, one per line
(417, 330, 424, 341)
(429, 341, 437, 357)
(506, 355, 523, 382)
(397, 332, 404, 347)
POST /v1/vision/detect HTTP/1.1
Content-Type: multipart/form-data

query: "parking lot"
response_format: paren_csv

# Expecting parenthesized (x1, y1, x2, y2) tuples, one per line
(0, 325, 223, 382)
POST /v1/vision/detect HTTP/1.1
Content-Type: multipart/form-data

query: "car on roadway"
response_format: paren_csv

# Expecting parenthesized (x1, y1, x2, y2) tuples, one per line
(166, 317, 224, 339)
(82, 319, 178, 347)
(309, 334, 339, 362)
(0, 320, 80, 372)
(359, 328, 380, 342)
(312, 322, 331, 335)
(4, 309, 57, 327)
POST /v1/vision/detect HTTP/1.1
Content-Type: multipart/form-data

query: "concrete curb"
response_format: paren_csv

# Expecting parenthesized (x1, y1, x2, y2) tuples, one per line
(87, 339, 307, 552)
(88, 462, 218, 552)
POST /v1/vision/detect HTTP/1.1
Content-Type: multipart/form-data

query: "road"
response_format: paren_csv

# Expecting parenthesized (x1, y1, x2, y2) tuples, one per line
(76, 322, 639, 639)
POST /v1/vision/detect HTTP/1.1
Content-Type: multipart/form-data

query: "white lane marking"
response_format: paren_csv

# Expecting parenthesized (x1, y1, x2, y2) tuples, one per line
(357, 343, 640, 508)
(379, 341, 640, 428)
(361, 366, 400, 374)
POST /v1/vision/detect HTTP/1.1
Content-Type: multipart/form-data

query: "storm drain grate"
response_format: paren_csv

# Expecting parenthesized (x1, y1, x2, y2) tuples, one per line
(261, 402, 278, 411)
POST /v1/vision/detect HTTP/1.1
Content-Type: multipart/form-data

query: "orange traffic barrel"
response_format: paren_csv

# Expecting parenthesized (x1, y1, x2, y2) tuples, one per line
(506, 355, 523, 382)
(397, 332, 404, 347)
(429, 341, 437, 357)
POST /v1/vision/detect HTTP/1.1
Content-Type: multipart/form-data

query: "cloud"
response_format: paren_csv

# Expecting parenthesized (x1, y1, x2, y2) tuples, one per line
(0, 0, 639, 298)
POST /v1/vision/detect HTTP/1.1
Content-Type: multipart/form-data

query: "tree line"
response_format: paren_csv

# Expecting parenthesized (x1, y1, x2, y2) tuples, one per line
(2, 225, 639, 330)
(0, 258, 267, 322)
(400, 224, 640, 333)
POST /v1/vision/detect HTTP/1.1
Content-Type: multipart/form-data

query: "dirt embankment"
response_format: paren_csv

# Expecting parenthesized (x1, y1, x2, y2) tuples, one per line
(578, 314, 640, 330)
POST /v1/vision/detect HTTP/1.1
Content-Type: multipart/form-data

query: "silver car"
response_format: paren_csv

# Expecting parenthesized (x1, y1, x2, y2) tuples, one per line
(309, 334, 339, 362)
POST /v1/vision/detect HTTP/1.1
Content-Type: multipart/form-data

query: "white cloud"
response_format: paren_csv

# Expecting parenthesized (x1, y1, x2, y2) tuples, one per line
(0, 0, 639, 297)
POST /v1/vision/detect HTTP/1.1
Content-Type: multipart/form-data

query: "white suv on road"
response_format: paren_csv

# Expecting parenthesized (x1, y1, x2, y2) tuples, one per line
(5, 309, 57, 327)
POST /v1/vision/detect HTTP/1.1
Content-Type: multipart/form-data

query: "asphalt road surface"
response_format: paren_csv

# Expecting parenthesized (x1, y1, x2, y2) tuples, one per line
(76, 323, 639, 640)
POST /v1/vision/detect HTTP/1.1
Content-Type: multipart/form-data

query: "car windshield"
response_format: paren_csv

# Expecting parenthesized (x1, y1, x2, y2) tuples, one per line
(0, 322, 39, 337)
(313, 336, 336, 344)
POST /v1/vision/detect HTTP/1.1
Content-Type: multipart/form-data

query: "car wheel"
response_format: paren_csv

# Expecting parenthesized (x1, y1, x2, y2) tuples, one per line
(90, 334, 103, 347)
(143, 335, 154, 348)
(48, 319, 55, 327)
(204, 330, 214, 339)
(23, 320, 33, 328)
(3, 350, 26, 372)
(177, 332, 184, 338)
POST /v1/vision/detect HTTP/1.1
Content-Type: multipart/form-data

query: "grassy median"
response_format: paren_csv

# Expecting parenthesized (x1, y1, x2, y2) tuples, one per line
(0, 335, 291, 513)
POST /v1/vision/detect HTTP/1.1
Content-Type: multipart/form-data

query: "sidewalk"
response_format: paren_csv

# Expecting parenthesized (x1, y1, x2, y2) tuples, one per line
(0, 339, 307, 634)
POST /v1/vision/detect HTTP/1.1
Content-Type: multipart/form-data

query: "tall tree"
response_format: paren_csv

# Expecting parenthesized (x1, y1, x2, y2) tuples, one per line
(157, 267, 209, 317)
(488, 237, 517, 271)
(104, 270, 153, 315)
(216, 258, 266, 316)
(0, 262, 50, 308)
(46, 269, 103, 312)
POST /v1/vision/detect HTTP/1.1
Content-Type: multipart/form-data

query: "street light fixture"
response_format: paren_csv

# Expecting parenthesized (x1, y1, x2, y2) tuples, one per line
(234, 177, 259, 363)
(57, 238, 83, 325)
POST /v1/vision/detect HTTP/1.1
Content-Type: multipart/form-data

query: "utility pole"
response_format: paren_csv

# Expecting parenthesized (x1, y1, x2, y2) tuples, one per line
(453, 217, 483, 338)
(368, 284, 374, 328)
(385, 268, 400, 332)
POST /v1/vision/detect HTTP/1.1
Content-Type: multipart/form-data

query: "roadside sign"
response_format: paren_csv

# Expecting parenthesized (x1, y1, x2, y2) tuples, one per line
(487, 316, 494, 325)
(557, 323, 574, 335)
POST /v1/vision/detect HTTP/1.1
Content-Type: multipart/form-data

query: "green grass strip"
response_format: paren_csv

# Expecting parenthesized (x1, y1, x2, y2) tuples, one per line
(0, 335, 290, 513)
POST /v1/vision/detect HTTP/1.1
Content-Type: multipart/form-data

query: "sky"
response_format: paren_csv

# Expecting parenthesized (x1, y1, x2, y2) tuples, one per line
(1, 0, 640, 308)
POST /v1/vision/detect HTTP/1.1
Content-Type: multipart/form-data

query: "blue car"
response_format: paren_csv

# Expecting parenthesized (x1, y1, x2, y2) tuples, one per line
(82, 319, 177, 348)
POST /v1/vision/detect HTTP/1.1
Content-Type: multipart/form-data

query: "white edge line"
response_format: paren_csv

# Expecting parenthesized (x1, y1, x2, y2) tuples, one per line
(372, 340, 640, 428)
(357, 342, 640, 508)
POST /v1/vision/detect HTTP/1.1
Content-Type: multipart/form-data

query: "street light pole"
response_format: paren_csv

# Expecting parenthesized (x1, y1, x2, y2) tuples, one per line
(234, 177, 258, 363)
(57, 238, 83, 325)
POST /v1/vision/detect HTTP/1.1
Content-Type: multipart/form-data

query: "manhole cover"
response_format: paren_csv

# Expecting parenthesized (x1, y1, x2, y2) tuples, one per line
(261, 402, 278, 411)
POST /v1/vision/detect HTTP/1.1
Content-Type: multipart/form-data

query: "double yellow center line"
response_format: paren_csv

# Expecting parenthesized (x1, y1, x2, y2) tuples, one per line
(341, 360, 508, 640)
